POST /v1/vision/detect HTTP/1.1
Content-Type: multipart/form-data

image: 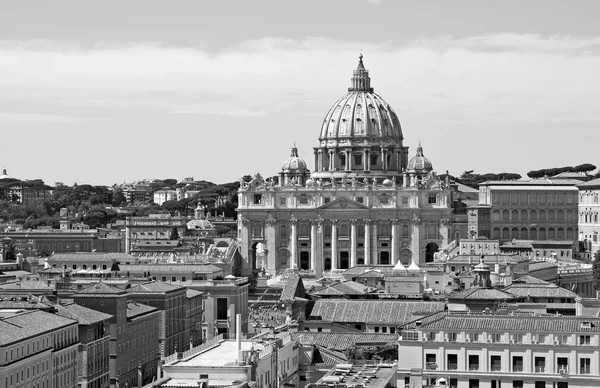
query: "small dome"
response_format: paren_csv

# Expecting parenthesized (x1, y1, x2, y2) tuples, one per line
(0, 168, 13, 180)
(187, 219, 214, 230)
(382, 178, 393, 187)
(282, 145, 308, 171)
(305, 178, 314, 187)
(407, 143, 433, 172)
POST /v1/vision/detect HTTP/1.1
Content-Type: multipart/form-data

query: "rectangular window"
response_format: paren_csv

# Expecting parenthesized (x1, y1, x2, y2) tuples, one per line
(280, 197, 286, 205)
(514, 333, 523, 343)
(447, 332, 457, 342)
(469, 379, 480, 388)
(513, 355, 523, 372)
(513, 382, 523, 388)
(471, 333, 479, 342)
(557, 357, 569, 374)
(425, 354, 437, 370)
(253, 194, 262, 205)
(324, 197, 331, 203)
(356, 197, 364, 203)
(580, 358, 591, 374)
(579, 335, 591, 345)
(354, 154, 363, 166)
(469, 354, 479, 371)
(447, 354, 458, 370)
(490, 355, 502, 371)
(428, 195, 437, 204)
(535, 356, 546, 372)
(216, 298, 228, 320)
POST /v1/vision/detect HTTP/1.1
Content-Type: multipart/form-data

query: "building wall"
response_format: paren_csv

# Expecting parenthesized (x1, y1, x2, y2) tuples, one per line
(472, 185, 579, 242)
(78, 319, 110, 388)
(399, 326, 600, 387)
(238, 182, 453, 277)
(124, 216, 187, 254)
(579, 188, 600, 258)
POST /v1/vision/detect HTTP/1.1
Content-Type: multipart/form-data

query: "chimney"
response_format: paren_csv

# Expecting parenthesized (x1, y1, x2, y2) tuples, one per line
(236, 313, 243, 365)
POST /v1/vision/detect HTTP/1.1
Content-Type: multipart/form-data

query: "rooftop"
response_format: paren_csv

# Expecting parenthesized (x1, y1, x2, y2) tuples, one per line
(118, 263, 223, 274)
(411, 312, 600, 333)
(310, 300, 445, 325)
(0, 310, 77, 346)
(129, 281, 187, 294)
(175, 339, 267, 367)
(54, 302, 113, 325)
(126, 302, 158, 318)
(314, 362, 398, 388)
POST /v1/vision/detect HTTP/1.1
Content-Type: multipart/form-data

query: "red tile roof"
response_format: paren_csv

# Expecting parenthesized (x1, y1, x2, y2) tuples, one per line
(310, 300, 445, 324)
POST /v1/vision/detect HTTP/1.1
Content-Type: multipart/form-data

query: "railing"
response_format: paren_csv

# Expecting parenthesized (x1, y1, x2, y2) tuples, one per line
(512, 367, 523, 372)
(490, 366, 502, 372)
(469, 365, 479, 371)
(426, 362, 437, 370)
(558, 367, 569, 375)
(535, 366, 546, 373)
(580, 368, 591, 375)
(163, 334, 224, 364)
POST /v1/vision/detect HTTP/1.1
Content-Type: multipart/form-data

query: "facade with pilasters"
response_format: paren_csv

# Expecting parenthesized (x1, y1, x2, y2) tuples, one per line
(237, 56, 457, 277)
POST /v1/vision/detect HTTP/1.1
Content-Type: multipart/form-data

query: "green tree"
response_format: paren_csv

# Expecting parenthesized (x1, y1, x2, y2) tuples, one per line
(169, 226, 180, 240)
(112, 190, 127, 206)
(593, 251, 600, 291)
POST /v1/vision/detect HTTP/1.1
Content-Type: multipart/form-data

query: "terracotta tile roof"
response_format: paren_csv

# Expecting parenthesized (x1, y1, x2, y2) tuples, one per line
(311, 281, 376, 296)
(128, 281, 186, 294)
(280, 274, 301, 301)
(310, 300, 445, 324)
(356, 270, 385, 279)
(77, 281, 127, 295)
(513, 275, 550, 284)
(503, 283, 578, 299)
(49, 252, 135, 262)
(417, 313, 600, 333)
(448, 287, 517, 301)
(186, 289, 203, 298)
(0, 280, 53, 291)
(126, 302, 158, 318)
(54, 302, 113, 325)
(118, 264, 222, 274)
(0, 310, 77, 346)
(577, 177, 600, 188)
(291, 332, 399, 351)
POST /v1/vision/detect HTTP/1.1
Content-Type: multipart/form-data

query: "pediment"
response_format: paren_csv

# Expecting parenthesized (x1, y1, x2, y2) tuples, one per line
(318, 197, 369, 210)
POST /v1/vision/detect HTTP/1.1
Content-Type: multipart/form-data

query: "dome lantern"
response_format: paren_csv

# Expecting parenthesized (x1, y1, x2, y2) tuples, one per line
(348, 54, 373, 93)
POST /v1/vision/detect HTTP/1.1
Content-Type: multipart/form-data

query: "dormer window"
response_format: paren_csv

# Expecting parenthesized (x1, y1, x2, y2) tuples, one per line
(581, 321, 593, 329)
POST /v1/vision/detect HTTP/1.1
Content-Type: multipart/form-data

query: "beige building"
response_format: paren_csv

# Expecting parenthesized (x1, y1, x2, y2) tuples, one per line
(0, 309, 79, 388)
(399, 312, 600, 388)
(237, 56, 457, 278)
(577, 177, 600, 259)
(469, 179, 579, 242)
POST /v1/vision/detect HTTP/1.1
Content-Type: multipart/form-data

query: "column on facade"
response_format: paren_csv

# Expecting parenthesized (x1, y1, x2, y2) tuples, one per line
(331, 220, 338, 270)
(313, 150, 319, 172)
(411, 218, 421, 264)
(439, 219, 449, 248)
(315, 220, 324, 278)
(350, 220, 357, 268)
(265, 220, 277, 273)
(310, 221, 318, 270)
(391, 220, 398, 264)
(345, 150, 351, 171)
(317, 149, 323, 171)
(364, 221, 371, 265)
(380, 147, 387, 171)
(371, 221, 378, 264)
(366, 150, 371, 171)
(290, 220, 298, 269)
(362, 149, 368, 172)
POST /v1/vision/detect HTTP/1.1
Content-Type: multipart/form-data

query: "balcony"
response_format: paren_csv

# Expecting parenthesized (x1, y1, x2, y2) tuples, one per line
(535, 366, 546, 373)
(558, 367, 569, 375)
(490, 366, 502, 372)
(469, 365, 479, 371)
(426, 362, 438, 370)
(512, 367, 523, 373)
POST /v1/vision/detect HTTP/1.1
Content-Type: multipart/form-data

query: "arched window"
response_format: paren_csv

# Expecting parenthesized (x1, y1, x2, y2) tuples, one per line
(502, 210, 510, 221)
(402, 224, 409, 237)
(427, 222, 437, 240)
(512, 210, 519, 221)
(530, 210, 537, 221)
(566, 228, 574, 239)
(520, 228, 528, 239)
(280, 224, 287, 238)
(492, 210, 501, 221)
(548, 228, 556, 240)
(252, 223, 263, 238)
(380, 223, 390, 237)
(492, 228, 500, 239)
(340, 223, 349, 237)
(400, 250, 411, 266)
(557, 210, 565, 221)
(521, 210, 528, 221)
(539, 227, 547, 240)
(565, 210, 573, 222)
(511, 228, 519, 239)
(557, 228, 565, 239)
(502, 228, 510, 240)
(299, 222, 309, 237)
(530, 228, 538, 239)
(539, 210, 546, 221)
(548, 210, 555, 222)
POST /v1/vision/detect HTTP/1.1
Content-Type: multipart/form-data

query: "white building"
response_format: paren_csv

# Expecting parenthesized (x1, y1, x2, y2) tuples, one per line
(577, 177, 600, 259)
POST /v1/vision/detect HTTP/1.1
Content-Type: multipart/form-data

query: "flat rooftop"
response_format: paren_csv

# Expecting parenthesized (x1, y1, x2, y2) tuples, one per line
(311, 363, 398, 388)
(176, 340, 268, 367)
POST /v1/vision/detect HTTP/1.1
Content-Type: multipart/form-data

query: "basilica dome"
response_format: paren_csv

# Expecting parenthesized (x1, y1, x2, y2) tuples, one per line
(281, 145, 307, 172)
(319, 55, 403, 147)
(407, 143, 433, 173)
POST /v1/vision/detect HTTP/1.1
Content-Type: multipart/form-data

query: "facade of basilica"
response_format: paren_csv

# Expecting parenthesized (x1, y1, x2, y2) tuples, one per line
(237, 56, 458, 277)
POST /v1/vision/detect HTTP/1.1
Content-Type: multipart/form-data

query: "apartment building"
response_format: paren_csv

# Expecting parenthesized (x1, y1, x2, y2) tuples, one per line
(399, 312, 600, 388)
(0, 310, 79, 388)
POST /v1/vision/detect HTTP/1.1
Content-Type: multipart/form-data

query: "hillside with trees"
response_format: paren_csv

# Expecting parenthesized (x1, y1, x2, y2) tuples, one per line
(527, 163, 597, 179)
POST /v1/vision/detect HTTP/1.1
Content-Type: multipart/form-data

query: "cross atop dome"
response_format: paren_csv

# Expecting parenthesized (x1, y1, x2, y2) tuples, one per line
(349, 54, 373, 92)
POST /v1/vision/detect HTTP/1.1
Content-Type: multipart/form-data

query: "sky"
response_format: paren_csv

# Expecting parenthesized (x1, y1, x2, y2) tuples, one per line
(1, 0, 600, 186)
